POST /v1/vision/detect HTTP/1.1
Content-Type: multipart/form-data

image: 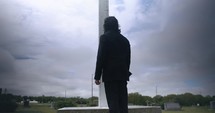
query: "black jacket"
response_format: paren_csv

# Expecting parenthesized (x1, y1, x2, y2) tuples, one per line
(94, 31, 131, 82)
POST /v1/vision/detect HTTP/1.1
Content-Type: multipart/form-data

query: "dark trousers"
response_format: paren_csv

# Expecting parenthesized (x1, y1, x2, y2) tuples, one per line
(104, 81, 128, 113)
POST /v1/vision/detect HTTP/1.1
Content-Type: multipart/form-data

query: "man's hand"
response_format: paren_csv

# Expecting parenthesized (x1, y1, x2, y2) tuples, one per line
(95, 80, 101, 85)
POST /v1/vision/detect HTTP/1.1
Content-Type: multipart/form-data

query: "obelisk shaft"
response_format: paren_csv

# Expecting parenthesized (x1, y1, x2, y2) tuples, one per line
(98, 0, 109, 107)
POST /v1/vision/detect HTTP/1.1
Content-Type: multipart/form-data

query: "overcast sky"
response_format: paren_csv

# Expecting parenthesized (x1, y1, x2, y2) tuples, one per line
(0, 0, 215, 98)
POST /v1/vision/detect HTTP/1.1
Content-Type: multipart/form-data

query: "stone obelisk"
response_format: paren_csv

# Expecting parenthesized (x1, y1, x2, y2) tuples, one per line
(98, 0, 109, 107)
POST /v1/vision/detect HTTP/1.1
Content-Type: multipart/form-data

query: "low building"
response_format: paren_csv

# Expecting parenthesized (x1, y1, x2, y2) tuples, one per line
(164, 102, 181, 111)
(210, 101, 215, 109)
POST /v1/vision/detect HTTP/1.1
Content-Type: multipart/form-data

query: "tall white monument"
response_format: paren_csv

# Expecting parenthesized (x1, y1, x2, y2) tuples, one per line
(98, 0, 109, 107)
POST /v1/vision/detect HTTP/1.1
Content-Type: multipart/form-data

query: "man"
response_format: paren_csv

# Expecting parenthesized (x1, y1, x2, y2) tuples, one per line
(94, 16, 131, 113)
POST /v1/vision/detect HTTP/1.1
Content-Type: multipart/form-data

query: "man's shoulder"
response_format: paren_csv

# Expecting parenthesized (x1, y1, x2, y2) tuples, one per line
(119, 34, 130, 44)
(101, 32, 129, 43)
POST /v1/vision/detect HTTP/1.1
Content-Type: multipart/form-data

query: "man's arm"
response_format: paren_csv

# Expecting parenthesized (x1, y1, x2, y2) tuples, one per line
(126, 40, 132, 77)
(127, 41, 131, 71)
(94, 36, 106, 82)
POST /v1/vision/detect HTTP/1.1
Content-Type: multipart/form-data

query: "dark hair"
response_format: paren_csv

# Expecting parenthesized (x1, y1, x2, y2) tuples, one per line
(103, 16, 120, 33)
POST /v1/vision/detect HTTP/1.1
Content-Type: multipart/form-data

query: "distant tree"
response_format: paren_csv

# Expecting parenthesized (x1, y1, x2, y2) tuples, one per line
(213, 96, 215, 101)
(54, 100, 76, 109)
(194, 94, 204, 106)
(153, 95, 163, 105)
(14, 95, 23, 102)
(75, 97, 88, 104)
(142, 96, 153, 105)
(88, 96, 98, 106)
(203, 95, 212, 106)
(128, 92, 152, 105)
(88, 96, 98, 101)
(163, 94, 181, 104)
(178, 93, 194, 106)
(128, 92, 142, 105)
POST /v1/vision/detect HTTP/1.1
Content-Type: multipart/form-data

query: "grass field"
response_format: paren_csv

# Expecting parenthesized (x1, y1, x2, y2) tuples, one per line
(162, 106, 215, 113)
(15, 104, 57, 113)
(15, 104, 215, 113)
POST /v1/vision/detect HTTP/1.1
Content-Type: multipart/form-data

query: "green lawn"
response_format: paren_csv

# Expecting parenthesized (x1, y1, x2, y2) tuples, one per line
(162, 106, 215, 113)
(15, 104, 57, 113)
(15, 104, 215, 113)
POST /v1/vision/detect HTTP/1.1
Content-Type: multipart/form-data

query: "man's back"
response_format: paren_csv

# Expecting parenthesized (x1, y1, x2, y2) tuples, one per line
(95, 31, 131, 82)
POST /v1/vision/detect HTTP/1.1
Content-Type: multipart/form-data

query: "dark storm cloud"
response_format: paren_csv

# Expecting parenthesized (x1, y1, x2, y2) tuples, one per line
(128, 0, 215, 95)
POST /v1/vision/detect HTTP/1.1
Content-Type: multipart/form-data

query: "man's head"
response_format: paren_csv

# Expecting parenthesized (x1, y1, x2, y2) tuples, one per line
(103, 16, 120, 33)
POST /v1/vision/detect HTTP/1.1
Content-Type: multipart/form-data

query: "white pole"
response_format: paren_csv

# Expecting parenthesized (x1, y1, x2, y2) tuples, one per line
(91, 74, 94, 104)
(98, 0, 109, 107)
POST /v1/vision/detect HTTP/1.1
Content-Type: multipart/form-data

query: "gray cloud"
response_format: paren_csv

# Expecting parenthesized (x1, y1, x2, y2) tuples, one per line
(0, 49, 15, 75)
(0, 0, 98, 97)
(127, 0, 215, 96)
(0, 0, 214, 97)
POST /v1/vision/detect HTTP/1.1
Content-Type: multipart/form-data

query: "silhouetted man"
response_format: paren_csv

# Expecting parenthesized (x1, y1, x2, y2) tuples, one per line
(94, 16, 131, 113)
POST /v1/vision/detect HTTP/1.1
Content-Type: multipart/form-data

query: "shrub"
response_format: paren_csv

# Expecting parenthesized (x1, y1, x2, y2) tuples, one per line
(54, 100, 76, 109)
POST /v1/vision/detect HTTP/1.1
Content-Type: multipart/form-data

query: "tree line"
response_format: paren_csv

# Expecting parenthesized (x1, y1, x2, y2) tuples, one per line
(1, 87, 214, 111)
(128, 92, 215, 107)
(9, 92, 215, 107)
